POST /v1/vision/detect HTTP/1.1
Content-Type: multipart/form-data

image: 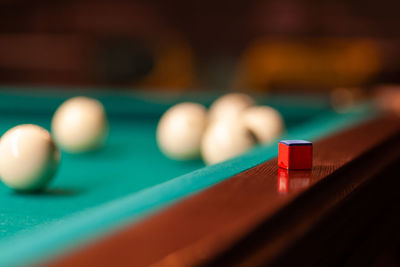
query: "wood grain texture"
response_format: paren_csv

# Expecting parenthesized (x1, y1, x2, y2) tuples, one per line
(47, 115, 400, 267)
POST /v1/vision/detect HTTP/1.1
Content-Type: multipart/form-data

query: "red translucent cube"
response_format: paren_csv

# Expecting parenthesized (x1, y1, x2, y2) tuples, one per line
(278, 140, 312, 170)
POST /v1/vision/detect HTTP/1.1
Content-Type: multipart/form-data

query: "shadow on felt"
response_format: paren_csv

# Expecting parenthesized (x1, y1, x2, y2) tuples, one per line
(12, 187, 84, 197)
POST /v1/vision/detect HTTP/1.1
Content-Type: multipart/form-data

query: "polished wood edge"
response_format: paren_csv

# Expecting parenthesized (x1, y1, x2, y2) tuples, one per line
(47, 115, 400, 267)
(211, 118, 400, 266)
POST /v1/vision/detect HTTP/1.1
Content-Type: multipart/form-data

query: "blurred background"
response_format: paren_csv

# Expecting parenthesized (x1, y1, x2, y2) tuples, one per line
(1, 0, 400, 93)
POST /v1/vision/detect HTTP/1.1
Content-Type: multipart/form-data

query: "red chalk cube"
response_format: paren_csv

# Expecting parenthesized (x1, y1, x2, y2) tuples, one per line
(278, 140, 312, 170)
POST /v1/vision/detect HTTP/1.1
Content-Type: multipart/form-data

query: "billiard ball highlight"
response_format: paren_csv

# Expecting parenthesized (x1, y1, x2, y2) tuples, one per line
(208, 93, 255, 123)
(52, 96, 108, 153)
(201, 120, 255, 165)
(240, 106, 284, 144)
(157, 102, 207, 160)
(0, 124, 60, 192)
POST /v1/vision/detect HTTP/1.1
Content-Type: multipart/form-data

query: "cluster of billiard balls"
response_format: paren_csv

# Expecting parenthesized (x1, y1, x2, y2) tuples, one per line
(0, 97, 108, 192)
(0, 93, 284, 192)
(156, 93, 285, 165)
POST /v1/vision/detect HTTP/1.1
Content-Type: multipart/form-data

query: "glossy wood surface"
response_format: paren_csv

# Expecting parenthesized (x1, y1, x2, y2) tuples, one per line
(48, 115, 400, 267)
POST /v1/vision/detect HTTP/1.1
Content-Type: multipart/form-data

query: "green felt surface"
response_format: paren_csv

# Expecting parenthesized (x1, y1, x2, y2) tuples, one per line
(0, 88, 375, 266)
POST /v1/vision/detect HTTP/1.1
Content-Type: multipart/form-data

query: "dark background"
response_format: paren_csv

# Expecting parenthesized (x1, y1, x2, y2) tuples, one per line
(1, 0, 400, 91)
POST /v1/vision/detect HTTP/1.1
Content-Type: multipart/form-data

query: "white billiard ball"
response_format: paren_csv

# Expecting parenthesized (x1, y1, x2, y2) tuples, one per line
(201, 120, 255, 165)
(240, 106, 285, 144)
(208, 93, 255, 123)
(0, 124, 60, 192)
(157, 102, 207, 160)
(52, 97, 108, 153)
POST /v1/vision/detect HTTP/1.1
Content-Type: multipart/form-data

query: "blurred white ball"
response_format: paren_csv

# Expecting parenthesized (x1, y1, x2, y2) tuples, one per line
(201, 120, 255, 165)
(157, 102, 207, 160)
(240, 106, 284, 144)
(52, 96, 108, 153)
(208, 93, 255, 123)
(0, 124, 60, 192)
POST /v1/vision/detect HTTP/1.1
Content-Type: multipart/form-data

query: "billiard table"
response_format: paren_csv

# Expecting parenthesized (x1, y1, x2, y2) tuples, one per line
(0, 87, 399, 266)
